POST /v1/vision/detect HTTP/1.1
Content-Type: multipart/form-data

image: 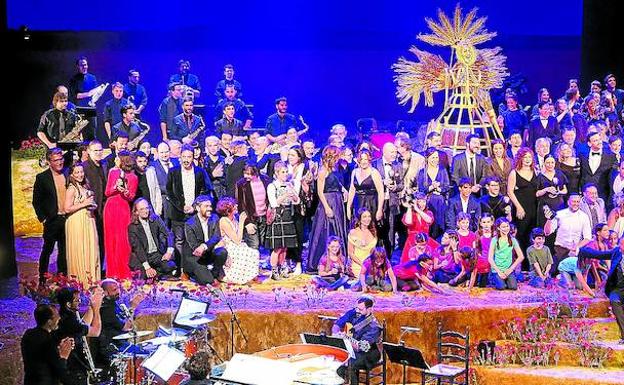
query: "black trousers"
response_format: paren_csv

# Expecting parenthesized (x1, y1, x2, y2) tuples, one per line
(609, 289, 624, 340)
(185, 247, 228, 285)
(171, 220, 186, 274)
(135, 252, 177, 279)
(337, 349, 382, 385)
(39, 215, 67, 281)
(553, 245, 571, 278)
(379, 200, 399, 258)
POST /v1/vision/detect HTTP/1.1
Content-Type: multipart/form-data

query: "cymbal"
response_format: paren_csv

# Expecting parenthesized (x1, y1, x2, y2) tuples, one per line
(112, 330, 153, 340)
(176, 312, 217, 326)
(141, 335, 188, 346)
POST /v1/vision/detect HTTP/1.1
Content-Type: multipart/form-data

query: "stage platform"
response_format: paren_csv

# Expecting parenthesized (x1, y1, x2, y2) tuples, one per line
(3, 236, 621, 385)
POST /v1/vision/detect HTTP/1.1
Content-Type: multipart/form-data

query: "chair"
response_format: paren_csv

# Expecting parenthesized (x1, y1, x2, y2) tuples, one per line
(356, 319, 386, 385)
(421, 322, 470, 385)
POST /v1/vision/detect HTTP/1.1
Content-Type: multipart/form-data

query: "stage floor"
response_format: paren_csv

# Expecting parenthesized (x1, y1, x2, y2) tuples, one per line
(3, 236, 619, 385)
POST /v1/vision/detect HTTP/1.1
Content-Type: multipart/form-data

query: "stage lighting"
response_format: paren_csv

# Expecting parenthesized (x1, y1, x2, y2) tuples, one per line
(20, 26, 30, 41)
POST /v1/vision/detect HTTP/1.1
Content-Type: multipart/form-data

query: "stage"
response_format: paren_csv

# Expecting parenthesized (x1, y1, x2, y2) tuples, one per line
(2, 236, 621, 385)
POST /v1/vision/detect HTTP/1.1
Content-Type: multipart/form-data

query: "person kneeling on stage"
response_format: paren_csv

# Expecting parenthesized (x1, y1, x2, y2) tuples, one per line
(184, 195, 228, 285)
(128, 198, 177, 279)
(333, 295, 382, 385)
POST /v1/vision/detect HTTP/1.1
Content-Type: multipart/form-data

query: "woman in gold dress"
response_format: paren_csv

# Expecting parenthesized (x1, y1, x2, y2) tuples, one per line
(64, 162, 100, 286)
(347, 208, 378, 278)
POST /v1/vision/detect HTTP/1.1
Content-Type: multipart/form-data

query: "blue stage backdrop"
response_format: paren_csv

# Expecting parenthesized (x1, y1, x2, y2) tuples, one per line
(8, 0, 583, 144)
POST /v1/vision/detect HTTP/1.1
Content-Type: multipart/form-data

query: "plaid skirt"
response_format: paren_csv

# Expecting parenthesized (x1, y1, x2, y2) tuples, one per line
(265, 205, 298, 249)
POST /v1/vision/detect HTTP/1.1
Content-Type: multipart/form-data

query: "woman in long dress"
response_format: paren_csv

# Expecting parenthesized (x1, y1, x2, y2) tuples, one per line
(217, 197, 260, 284)
(265, 161, 300, 280)
(417, 147, 450, 239)
(507, 147, 538, 254)
(64, 162, 100, 286)
(103, 151, 138, 279)
(486, 139, 513, 196)
(400, 192, 435, 264)
(347, 208, 378, 279)
(346, 149, 384, 224)
(307, 146, 348, 272)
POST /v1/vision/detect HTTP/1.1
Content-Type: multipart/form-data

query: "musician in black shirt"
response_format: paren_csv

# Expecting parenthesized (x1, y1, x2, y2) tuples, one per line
(37, 92, 81, 149)
(21, 304, 75, 385)
(55, 287, 103, 385)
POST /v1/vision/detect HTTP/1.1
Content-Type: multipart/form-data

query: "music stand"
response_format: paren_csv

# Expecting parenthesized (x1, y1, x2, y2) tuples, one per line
(300, 333, 355, 358)
(383, 343, 429, 385)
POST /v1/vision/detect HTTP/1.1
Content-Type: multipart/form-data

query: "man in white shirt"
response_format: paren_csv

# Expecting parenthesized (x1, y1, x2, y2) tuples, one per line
(544, 194, 592, 276)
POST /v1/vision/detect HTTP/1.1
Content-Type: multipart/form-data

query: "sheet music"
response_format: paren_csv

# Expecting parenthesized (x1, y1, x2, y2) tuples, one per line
(142, 345, 186, 381)
(221, 354, 298, 385)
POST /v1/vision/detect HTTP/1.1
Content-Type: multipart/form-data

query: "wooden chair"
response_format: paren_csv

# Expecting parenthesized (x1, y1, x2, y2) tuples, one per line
(356, 319, 386, 385)
(421, 322, 470, 385)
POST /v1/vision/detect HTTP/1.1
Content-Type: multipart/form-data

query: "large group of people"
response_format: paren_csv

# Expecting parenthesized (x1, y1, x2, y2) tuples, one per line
(31, 57, 624, 347)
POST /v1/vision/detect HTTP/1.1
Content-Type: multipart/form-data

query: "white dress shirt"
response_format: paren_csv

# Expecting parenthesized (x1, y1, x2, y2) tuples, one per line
(181, 167, 196, 208)
(550, 208, 592, 250)
(589, 150, 602, 174)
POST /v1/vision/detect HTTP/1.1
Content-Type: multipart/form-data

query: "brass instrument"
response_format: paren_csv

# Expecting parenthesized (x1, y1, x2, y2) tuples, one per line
(59, 118, 89, 143)
(127, 119, 151, 150)
(88, 83, 109, 107)
(187, 115, 206, 141)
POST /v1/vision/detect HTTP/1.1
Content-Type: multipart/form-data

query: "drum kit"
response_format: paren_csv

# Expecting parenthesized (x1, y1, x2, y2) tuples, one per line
(109, 313, 217, 385)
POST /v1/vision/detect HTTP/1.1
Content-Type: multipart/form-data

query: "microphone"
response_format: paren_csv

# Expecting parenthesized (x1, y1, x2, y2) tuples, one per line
(119, 303, 133, 319)
(400, 326, 422, 333)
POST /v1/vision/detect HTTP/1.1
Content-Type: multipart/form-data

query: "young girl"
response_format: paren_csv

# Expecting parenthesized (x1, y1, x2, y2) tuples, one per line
(433, 230, 460, 284)
(488, 218, 525, 290)
(394, 233, 429, 291)
(469, 214, 494, 290)
(313, 236, 350, 290)
(355, 247, 397, 293)
(414, 254, 446, 294)
(456, 212, 478, 249)
(449, 247, 475, 287)
(400, 193, 435, 263)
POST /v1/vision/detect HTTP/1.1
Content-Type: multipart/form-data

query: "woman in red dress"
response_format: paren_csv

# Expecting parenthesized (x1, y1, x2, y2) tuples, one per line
(104, 151, 138, 279)
(400, 192, 437, 263)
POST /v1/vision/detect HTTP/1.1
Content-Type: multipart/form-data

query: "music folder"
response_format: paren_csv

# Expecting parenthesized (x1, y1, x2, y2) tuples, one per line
(300, 333, 355, 358)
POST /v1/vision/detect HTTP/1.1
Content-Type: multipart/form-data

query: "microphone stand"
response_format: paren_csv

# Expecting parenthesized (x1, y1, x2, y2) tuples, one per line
(213, 287, 247, 359)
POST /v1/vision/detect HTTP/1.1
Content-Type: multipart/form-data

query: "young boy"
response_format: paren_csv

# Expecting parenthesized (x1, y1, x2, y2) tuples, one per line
(526, 228, 554, 288)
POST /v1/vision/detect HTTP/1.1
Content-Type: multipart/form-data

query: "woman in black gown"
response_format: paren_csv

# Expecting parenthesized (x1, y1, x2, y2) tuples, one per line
(346, 149, 384, 225)
(507, 147, 539, 254)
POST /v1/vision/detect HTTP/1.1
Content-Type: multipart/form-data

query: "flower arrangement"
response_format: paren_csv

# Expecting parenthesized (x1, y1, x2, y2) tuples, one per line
(19, 273, 86, 305)
(272, 287, 297, 309)
(302, 284, 327, 308)
(577, 341, 613, 368)
(14, 137, 47, 161)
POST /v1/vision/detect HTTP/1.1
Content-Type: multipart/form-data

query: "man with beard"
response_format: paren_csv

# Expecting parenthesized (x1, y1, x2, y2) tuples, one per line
(135, 151, 163, 216)
(172, 97, 205, 144)
(83, 140, 108, 275)
(168, 59, 201, 99)
(123, 69, 147, 118)
(22, 304, 75, 385)
(159, 82, 184, 141)
(265, 97, 300, 143)
(167, 145, 213, 276)
(204, 136, 227, 199)
(184, 195, 228, 284)
(111, 104, 144, 148)
(102, 131, 129, 170)
(96, 279, 145, 371)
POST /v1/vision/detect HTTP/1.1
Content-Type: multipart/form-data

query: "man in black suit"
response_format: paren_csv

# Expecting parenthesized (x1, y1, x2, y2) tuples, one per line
(479, 177, 512, 221)
(167, 144, 213, 275)
(578, 239, 624, 344)
(128, 198, 177, 279)
(525, 101, 560, 147)
(580, 131, 618, 200)
(371, 142, 404, 257)
(33, 148, 68, 282)
(184, 195, 228, 284)
(102, 131, 129, 170)
(236, 165, 271, 248)
(82, 140, 107, 276)
(451, 133, 487, 194)
(446, 177, 482, 231)
(21, 304, 74, 385)
(225, 140, 250, 197)
(151, 142, 179, 225)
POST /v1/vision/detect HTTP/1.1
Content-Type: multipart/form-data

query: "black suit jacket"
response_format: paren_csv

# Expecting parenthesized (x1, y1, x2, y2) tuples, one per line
(451, 152, 487, 187)
(21, 327, 68, 385)
(235, 175, 271, 225)
(225, 156, 249, 197)
(580, 150, 617, 199)
(184, 213, 222, 264)
(578, 246, 623, 296)
(82, 158, 108, 218)
(127, 215, 174, 270)
(33, 168, 64, 223)
(526, 116, 560, 147)
(371, 158, 404, 215)
(166, 166, 212, 222)
(445, 195, 482, 231)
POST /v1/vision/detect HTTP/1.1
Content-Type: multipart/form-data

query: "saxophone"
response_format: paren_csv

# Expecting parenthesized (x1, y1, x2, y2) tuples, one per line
(186, 115, 206, 141)
(88, 83, 109, 107)
(127, 119, 151, 150)
(76, 311, 102, 384)
(59, 117, 89, 143)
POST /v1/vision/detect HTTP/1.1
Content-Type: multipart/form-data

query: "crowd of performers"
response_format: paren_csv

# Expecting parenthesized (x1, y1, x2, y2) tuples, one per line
(29, 55, 624, 378)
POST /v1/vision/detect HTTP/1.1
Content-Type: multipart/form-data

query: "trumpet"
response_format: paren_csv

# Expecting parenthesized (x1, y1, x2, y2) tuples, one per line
(88, 83, 109, 107)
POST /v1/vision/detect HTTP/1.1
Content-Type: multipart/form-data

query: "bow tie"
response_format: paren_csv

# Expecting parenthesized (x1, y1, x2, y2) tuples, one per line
(384, 163, 392, 167)
(591, 152, 601, 156)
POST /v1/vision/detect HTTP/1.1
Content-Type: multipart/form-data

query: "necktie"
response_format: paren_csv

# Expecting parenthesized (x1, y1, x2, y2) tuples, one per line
(469, 157, 476, 184)
(592, 152, 600, 156)
(589, 204, 599, 226)
(58, 111, 65, 137)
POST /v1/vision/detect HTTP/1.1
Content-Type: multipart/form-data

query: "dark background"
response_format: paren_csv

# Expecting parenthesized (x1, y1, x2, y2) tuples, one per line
(1, 0, 623, 286)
